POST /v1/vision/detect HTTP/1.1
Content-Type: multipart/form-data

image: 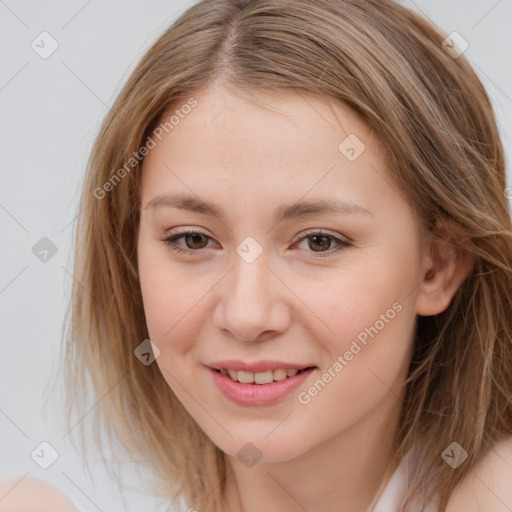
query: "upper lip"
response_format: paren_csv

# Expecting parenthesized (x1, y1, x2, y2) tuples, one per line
(206, 360, 315, 373)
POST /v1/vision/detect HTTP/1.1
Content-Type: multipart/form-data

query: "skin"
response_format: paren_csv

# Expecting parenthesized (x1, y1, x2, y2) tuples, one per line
(136, 85, 474, 512)
(0, 477, 80, 512)
(446, 437, 512, 510)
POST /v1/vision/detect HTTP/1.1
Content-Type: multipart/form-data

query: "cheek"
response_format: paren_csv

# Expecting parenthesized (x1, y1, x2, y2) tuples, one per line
(138, 254, 213, 410)
(309, 288, 414, 404)
(296, 255, 417, 429)
(138, 242, 208, 351)
(299, 253, 416, 358)
(322, 307, 413, 406)
(289, 300, 415, 451)
(293, 247, 418, 412)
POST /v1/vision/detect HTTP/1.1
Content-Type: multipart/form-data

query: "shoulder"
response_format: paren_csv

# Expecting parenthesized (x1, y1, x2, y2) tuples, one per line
(0, 476, 81, 512)
(445, 436, 512, 511)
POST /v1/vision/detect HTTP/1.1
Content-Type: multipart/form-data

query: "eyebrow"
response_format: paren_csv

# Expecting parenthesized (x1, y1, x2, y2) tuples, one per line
(144, 194, 374, 224)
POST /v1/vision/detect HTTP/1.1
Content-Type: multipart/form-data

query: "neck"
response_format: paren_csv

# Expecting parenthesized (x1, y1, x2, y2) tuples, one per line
(221, 389, 403, 512)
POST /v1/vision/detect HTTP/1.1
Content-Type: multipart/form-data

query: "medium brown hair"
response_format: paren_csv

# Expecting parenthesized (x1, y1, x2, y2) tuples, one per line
(63, 0, 512, 510)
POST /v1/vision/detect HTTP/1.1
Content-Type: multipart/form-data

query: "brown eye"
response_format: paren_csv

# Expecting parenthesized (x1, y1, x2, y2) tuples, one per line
(307, 234, 333, 252)
(162, 230, 214, 254)
(294, 230, 351, 257)
(183, 233, 209, 249)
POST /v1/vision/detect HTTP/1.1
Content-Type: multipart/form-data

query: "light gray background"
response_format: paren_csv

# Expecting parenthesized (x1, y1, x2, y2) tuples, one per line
(1, 1, 511, 511)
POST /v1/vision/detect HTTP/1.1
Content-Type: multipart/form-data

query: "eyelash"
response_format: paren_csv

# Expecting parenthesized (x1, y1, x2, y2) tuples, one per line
(160, 228, 351, 258)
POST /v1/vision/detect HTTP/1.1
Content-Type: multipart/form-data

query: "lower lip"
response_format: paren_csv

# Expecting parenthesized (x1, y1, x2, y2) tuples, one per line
(208, 367, 316, 406)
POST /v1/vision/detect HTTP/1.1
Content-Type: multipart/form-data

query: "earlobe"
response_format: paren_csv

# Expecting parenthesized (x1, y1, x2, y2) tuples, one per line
(415, 220, 474, 317)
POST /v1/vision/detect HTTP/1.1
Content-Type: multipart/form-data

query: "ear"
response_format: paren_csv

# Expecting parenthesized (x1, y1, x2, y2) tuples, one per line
(415, 219, 475, 317)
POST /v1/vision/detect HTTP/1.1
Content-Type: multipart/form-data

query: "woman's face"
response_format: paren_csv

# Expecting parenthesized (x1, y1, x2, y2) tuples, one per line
(137, 86, 425, 463)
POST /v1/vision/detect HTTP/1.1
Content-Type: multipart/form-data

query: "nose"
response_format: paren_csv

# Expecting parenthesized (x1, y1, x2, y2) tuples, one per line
(212, 251, 291, 342)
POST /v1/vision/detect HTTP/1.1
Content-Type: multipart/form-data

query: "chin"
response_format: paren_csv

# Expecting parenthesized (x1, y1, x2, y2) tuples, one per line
(208, 427, 311, 465)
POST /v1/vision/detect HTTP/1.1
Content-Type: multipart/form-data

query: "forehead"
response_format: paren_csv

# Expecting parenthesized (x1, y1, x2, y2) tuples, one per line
(139, 86, 402, 224)
(152, 86, 382, 161)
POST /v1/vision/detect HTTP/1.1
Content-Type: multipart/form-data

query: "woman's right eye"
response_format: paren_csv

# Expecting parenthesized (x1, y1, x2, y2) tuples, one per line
(161, 231, 214, 255)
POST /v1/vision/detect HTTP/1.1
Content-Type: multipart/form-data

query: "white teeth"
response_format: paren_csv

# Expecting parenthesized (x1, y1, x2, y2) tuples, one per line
(237, 371, 255, 384)
(254, 370, 273, 384)
(221, 368, 305, 384)
(273, 368, 288, 381)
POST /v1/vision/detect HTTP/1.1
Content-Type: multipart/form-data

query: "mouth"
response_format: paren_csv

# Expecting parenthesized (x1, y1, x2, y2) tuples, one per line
(211, 367, 315, 385)
(206, 362, 317, 406)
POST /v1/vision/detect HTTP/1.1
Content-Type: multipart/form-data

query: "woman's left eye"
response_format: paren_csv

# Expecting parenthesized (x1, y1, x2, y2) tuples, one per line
(161, 230, 351, 257)
(294, 231, 351, 256)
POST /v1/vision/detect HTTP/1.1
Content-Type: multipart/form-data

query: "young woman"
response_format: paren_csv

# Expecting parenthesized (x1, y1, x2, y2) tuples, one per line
(59, 0, 512, 510)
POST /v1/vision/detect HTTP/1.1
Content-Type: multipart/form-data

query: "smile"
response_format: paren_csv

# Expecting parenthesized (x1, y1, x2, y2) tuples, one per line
(206, 363, 317, 406)
(216, 367, 306, 384)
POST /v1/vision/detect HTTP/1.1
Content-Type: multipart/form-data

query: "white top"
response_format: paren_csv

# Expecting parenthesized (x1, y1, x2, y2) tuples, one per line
(373, 452, 438, 512)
